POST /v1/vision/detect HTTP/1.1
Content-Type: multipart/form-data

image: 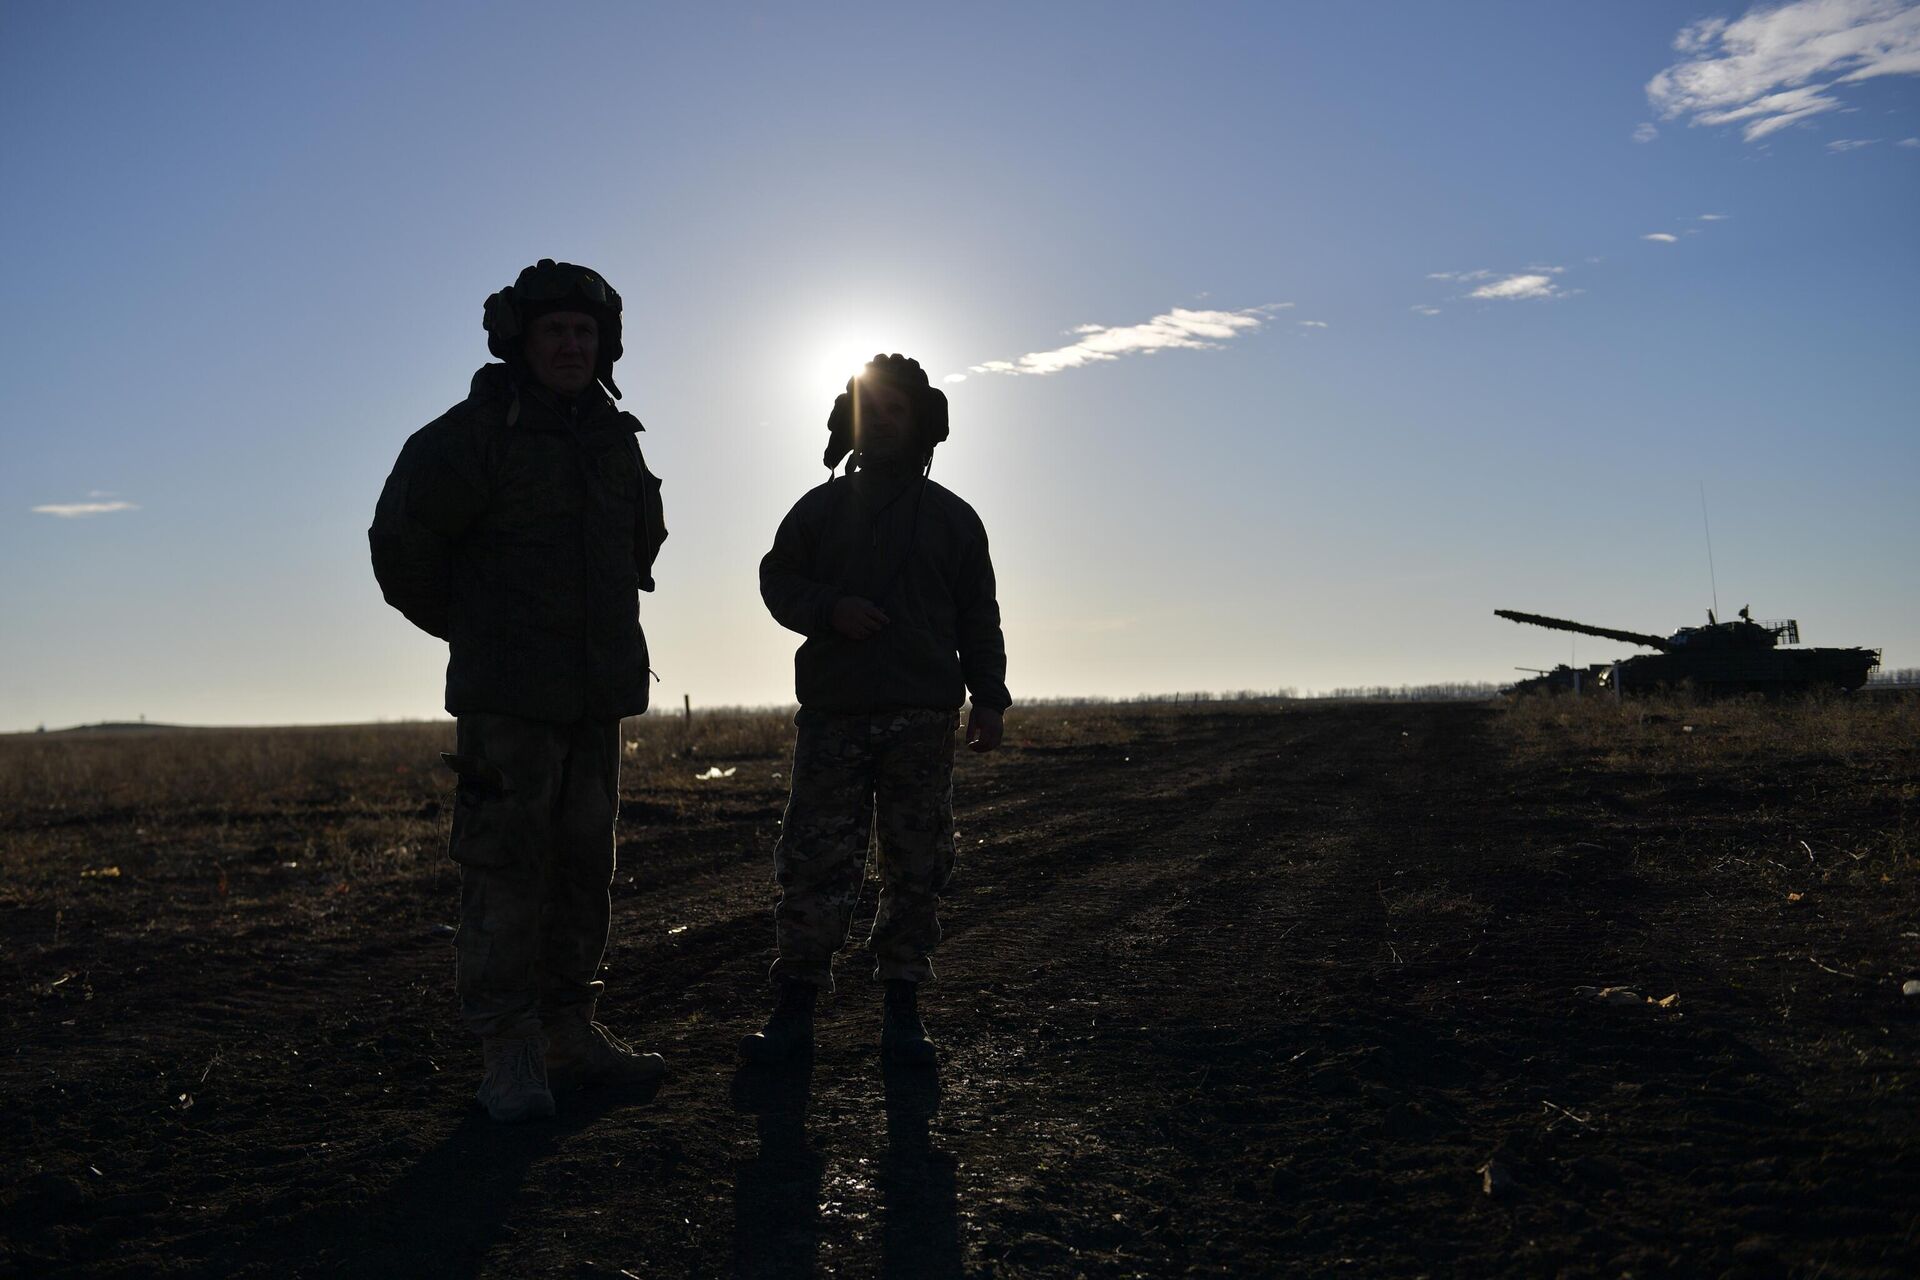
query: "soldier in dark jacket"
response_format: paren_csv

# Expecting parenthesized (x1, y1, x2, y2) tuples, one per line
(741, 353, 1011, 1067)
(370, 260, 668, 1122)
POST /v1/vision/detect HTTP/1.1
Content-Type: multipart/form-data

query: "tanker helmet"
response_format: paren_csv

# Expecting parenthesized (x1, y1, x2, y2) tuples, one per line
(482, 259, 625, 398)
(824, 353, 950, 471)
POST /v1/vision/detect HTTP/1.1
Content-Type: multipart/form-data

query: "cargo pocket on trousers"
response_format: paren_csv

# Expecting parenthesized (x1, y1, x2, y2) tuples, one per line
(442, 751, 518, 868)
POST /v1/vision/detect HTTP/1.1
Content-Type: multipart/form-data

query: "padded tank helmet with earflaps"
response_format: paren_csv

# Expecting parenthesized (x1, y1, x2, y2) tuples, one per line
(482, 259, 625, 398)
(823, 353, 950, 470)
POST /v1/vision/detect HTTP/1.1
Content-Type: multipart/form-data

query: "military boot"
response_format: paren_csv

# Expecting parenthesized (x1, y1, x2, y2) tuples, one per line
(477, 1034, 556, 1123)
(881, 979, 937, 1066)
(738, 981, 817, 1064)
(545, 1006, 667, 1094)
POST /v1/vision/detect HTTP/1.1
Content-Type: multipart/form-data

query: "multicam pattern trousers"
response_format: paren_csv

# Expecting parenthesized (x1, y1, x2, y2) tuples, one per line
(770, 707, 959, 991)
(444, 712, 620, 1039)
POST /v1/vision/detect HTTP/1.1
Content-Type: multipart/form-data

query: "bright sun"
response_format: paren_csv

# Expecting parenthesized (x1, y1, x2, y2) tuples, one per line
(805, 335, 890, 397)
(797, 314, 953, 399)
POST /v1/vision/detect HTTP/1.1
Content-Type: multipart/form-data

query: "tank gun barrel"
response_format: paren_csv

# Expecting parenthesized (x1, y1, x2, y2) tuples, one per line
(1494, 609, 1671, 651)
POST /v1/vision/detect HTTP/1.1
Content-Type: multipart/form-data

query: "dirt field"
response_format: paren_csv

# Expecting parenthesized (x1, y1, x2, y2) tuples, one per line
(3, 696, 1917, 1278)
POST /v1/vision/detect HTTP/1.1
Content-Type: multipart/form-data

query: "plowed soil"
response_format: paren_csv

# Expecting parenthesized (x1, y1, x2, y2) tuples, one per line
(4, 701, 1917, 1278)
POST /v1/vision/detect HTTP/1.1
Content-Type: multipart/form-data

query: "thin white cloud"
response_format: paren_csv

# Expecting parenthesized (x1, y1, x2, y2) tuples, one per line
(1634, 122, 1661, 143)
(1648, 0, 1920, 142)
(1899, 135, 1920, 145)
(1411, 305, 1443, 316)
(1427, 269, 1494, 282)
(1297, 320, 1329, 329)
(1469, 273, 1565, 301)
(1827, 136, 1878, 149)
(34, 500, 139, 518)
(1699, 212, 1731, 219)
(942, 373, 968, 384)
(965, 303, 1288, 378)
(1644, 232, 1681, 242)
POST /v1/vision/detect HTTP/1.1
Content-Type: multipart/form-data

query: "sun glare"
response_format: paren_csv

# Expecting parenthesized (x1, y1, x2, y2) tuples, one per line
(806, 336, 889, 397)
(794, 314, 951, 400)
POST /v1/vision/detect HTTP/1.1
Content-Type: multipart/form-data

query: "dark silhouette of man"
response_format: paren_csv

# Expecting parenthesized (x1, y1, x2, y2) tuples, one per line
(742, 353, 1011, 1067)
(370, 260, 667, 1121)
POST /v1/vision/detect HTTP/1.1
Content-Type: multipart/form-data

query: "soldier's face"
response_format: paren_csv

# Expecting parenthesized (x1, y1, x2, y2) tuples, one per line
(523, 311, 599, 396)
(854, 380, 916, 460)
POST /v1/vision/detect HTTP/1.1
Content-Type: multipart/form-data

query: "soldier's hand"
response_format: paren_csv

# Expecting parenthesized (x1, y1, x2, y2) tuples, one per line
(831, 596, 890, 640)
(966, 705, 1003, 753)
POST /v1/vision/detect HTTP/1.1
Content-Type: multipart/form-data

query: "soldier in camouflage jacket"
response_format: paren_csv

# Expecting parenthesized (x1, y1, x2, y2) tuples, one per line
(369, 260, 668, 1121)
(742, 353, 1012, 1069)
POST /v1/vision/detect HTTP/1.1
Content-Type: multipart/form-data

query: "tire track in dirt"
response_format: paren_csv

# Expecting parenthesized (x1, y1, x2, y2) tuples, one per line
(903, 703, 1465, 1274)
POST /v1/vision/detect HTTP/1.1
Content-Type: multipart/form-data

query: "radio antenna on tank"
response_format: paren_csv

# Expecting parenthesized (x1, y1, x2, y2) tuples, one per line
(1699, 480, 1719, 619)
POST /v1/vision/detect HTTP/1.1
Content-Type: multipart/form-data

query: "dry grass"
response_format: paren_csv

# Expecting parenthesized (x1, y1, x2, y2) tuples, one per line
(0, 713, 785, 819)
(8, 692, 1902, 823)
(0, 700, 1260, 820)
(0, 700, 1291, 919)
(1497, 691, 1920, 904)
(0, 723, 455, 817)
(1499, 689, 1920, 772)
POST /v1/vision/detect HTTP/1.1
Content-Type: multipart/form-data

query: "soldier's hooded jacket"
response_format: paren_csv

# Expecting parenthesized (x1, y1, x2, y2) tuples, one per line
(760, 465, 1011, 715)
(369, 363, 666, 722)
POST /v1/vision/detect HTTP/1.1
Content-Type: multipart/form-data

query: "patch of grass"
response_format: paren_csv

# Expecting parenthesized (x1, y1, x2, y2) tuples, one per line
(1497, 691, 1920, 907)
(1380, 881, 1494, 925)
(0, 710, 809, 818)
(1498, 689, 1920, 773)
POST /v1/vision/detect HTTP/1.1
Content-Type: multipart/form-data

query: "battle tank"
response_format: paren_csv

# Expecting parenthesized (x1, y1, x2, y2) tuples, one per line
(1495, 606, 1879, 695)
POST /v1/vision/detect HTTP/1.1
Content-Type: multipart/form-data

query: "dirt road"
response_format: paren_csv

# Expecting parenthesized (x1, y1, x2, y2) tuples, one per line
(4, 702, 1915, 1277)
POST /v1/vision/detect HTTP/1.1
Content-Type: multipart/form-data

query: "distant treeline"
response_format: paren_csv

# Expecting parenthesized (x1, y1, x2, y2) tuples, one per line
(1305, 683, 1503, 702)
(1867, 667, 1920, 687)
(1023, 683, 1502, 707)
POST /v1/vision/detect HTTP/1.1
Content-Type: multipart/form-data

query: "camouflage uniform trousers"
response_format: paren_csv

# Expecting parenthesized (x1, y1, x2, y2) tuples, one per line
(444, 712, 621, 1039)
(770, 707, 959, 991)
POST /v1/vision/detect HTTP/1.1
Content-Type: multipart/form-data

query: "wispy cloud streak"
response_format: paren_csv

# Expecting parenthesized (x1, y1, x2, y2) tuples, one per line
(1648, 0, 1920, 142)
(34, 500, 139, 518)
(965, 304, 1288, 377)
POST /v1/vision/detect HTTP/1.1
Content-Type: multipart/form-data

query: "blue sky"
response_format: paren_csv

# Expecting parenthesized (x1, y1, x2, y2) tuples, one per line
(3, 1, 1916, 729)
